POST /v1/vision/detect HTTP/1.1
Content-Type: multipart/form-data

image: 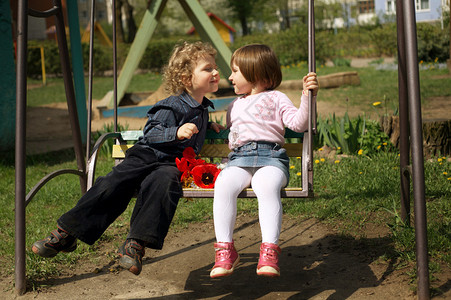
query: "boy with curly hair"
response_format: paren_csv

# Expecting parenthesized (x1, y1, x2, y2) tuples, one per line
(32, 41, 223, 275)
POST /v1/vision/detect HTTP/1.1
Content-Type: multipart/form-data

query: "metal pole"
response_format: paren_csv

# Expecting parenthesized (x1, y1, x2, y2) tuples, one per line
(86, 0, 96, 157)
(307, 0, 316, 195)
(53, 0, 87, 193)
(396, 0, 411, 225)
(112, 0, 118, 132)
(67, 0, 88, 145)
(403, 0, 430, 298)
(15, 0, 27, 295)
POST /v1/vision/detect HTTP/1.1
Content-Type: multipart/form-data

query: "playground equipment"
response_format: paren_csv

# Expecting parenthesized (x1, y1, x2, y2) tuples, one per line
(14, 0, 430, 299)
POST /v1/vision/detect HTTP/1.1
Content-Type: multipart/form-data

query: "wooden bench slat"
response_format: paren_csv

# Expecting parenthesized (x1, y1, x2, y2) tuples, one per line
(112, 144, 133, 158)
(182, 187, 306, 198)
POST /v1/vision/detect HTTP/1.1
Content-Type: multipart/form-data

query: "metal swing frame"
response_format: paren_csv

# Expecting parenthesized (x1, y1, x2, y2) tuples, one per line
(14, 0, 430, 298)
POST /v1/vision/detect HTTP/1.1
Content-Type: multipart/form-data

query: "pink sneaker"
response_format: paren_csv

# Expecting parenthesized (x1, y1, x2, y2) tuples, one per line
(210, 241, 240, 278)
(256, 242, 281, 277)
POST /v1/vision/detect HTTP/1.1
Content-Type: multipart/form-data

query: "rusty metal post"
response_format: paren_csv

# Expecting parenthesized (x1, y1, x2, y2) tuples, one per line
(15, 0, 27, 295)
(402, 0, 430, 298)
(52, 0, 87, 193)
(112, 0, 118, 133)
(307, 0, 316, 195)
(86, 0, 96, 157)
(396, 0, 411, 225)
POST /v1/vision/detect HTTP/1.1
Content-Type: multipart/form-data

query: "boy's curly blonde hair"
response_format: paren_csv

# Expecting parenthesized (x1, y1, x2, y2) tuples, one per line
(163, 41, 217, 95)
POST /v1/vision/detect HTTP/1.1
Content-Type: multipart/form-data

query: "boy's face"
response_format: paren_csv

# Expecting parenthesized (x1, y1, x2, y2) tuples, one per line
(188, 55, 219, 99)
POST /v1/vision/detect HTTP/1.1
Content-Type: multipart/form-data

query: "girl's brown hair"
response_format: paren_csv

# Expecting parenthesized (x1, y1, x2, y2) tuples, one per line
(230, 44, 282, 90)
(163, 41, 217, 95)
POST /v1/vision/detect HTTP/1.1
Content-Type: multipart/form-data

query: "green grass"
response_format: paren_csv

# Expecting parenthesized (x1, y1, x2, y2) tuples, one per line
(27, 62, 451, 121)
(1, 149, 449, 285)
(8, 62, 451, 288)
(282, 60, 451, 119)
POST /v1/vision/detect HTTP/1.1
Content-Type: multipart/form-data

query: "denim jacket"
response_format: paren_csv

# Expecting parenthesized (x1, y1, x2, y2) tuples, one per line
(136, 91, 214, 162)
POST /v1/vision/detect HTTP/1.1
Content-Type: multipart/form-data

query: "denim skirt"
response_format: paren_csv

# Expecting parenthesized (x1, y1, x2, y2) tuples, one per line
(226, 141, 290, 181)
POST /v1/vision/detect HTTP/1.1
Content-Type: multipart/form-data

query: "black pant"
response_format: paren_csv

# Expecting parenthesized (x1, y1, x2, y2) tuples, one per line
(58, 145, 182, 249)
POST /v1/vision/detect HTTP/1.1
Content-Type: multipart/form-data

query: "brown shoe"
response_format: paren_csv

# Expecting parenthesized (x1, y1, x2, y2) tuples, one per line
(118, 239, 145, 275)
(31, 226, 77, 258)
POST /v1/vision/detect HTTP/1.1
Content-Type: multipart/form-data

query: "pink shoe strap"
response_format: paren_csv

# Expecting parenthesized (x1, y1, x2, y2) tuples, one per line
(214, 241, 235, 251)
(260, 242, 281, 253)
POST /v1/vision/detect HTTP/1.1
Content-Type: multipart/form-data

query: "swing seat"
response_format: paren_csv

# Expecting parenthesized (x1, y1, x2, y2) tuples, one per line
(87, 125, 314, 199)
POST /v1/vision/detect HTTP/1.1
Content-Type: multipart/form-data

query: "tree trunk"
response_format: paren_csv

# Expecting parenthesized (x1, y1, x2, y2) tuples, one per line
(240, 17, 249, 35)
(115, 0, 125, 43)
(422, 119, 451, 157)
(123, 0, 136, 43)
(380, 116, 451, 157)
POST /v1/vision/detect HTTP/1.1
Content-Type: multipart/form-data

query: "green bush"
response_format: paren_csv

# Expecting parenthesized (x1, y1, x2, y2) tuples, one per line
(27, 40, 113, 77)
(81, 43, 113, 75)
(416, 23, 450, 63)
(232, 25, 330, 66)
(26, 21, 448, 79)
(27, 41, 61, 78)
(139, 37, 197, 71)
(369, 23, 397, 57)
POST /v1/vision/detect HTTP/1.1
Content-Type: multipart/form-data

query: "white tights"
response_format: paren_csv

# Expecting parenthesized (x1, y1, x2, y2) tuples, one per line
(213, 166, 287, 244)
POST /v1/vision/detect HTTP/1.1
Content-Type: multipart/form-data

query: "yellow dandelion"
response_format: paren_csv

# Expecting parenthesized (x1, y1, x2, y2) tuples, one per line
(373, 101, 382, 106)
(315, 159, 320, 164)
(438, 158, 442, 162)
(358, 149, 363, 155)
(337, 147, 341, 150)
(334, 160, 340, 164)
(296, 156, 301, 160)
(320, 158, 325, 162)
(383, 142, 387, 146)
(319, 148, 323, 151)
(443, 172, 448, 175)
(296, 172, 302, 176)
(448, 177, 451, 180)
(290, 165, 295, 169)
(359, 172, 363, 174)
(377, 145, 381, 150)
(434, 57, 438, 63)
(420, 60, 424, 64)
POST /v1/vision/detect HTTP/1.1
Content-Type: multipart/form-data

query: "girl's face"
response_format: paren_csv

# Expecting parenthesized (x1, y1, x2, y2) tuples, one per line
(228, 63, 253, 95)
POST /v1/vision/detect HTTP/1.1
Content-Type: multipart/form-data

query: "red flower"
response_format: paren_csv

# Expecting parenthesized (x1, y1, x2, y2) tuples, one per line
(191, 164, 221, 189)
(182, 147, 196, 160)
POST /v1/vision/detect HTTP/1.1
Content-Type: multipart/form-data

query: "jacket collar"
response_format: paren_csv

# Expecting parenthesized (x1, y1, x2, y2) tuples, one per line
(180, 91, 215, 110)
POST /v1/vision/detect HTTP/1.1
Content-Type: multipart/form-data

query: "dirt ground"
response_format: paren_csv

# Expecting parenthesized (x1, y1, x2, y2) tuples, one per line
(2, 215, 451, 299)
(6, 63, 451, 299)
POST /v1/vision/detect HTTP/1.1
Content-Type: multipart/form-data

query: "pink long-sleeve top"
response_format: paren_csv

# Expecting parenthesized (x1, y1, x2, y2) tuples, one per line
(226, 90, 315, 149)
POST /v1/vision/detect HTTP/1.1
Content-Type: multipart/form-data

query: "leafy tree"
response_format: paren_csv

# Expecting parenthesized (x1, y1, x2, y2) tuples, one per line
(226, 0, 261, 35)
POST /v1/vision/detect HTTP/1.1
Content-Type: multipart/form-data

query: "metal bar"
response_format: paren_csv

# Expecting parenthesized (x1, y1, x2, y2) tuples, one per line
(306, 0, 316, 195)
(53, 0, 87, 193)
(396, 0, 411, 225)
(25, 170, 85, 207)
(15, 0, 27, 294)
(86, 0, 96, 157)
(27, 7, 58, 18)
(112, 0, 118, 132)
(86, 132, 123, 189)
(402, 0, 430, 298)
(67, 0, 88, 144)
